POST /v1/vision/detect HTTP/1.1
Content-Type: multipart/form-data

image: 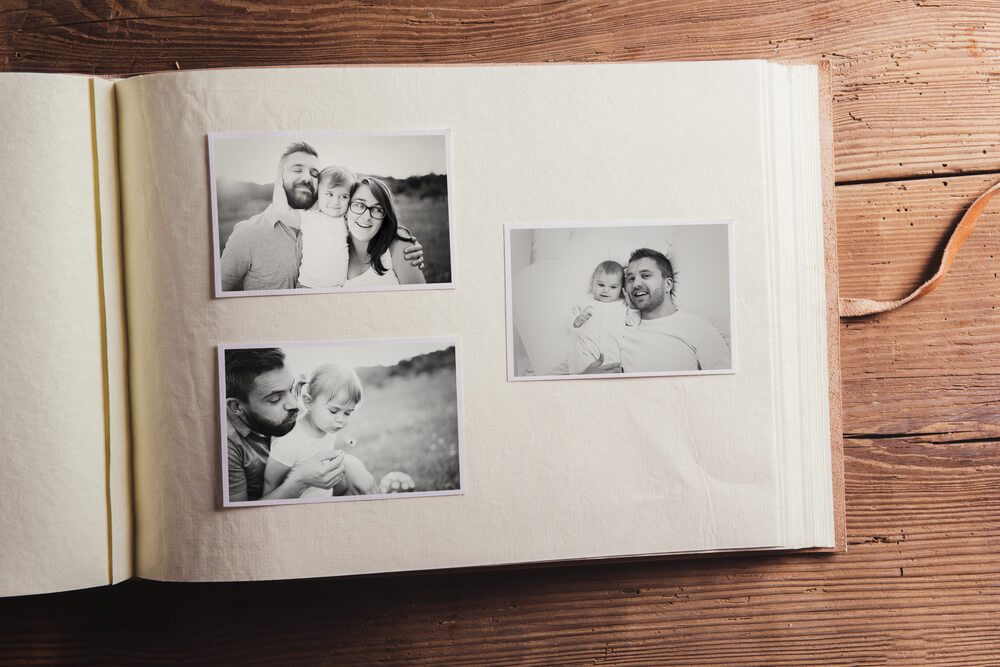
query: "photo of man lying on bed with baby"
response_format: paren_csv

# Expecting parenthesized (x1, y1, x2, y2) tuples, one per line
(211, 131, 453, 297)
(506, 222, 733, 380)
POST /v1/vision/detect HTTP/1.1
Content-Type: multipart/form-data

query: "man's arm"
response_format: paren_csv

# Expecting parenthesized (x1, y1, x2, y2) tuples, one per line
(341, 454, 379, 495)
(227, 441, 249, 503)
(389, 239, 426, 284)
(696, 324, 732, 371)
(262, 457, 294, 498)
(220, 223, 251, 292)
(397, 226, 425, 269)
(580, 353, 622, 375)
(261, 451, 346, 500)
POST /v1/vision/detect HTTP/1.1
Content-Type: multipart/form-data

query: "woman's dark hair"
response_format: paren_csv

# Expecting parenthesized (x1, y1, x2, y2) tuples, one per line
(350, 176, 402, 276)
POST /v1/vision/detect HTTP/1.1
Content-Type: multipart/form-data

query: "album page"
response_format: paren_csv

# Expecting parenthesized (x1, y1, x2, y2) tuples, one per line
(115, 62, 833, 583)
(0, 75, 131, 596)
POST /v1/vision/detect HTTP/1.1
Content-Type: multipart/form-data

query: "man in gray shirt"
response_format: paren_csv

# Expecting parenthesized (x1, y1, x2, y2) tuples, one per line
(220, 141, 423, 292)
(226, 347, 352, 502)
(221, 142, 320, 292)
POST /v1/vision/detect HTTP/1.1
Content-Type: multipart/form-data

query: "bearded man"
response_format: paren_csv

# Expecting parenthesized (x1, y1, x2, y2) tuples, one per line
(620, 248, 731, 372)
(219, 141, 423, 292)
(225, 347, 350, 502)
(220, 142, 322, 292)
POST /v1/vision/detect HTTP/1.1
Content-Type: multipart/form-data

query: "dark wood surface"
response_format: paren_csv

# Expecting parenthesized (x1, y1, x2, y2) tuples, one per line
(3, 1, 1000, 664)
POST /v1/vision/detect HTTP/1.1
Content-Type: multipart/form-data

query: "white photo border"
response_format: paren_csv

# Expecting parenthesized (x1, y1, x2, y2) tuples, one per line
(208, 129, 456, 299)
(503, 219, 737, 382)
(219, 336, 466, 508)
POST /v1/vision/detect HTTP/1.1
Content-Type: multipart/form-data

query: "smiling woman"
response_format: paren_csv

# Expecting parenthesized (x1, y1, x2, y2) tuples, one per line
(344, 176, 428, 286)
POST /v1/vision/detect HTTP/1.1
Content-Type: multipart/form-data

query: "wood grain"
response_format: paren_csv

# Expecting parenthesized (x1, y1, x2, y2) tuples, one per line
(4, 1, 1000, 182)
(838, 173, 1000, 437)
(2, 428, 1000, 667)
(3, 1, 1000, 665)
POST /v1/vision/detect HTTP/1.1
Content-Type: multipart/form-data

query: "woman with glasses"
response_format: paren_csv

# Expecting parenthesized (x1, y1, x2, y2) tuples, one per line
(343, 175, 427, 286)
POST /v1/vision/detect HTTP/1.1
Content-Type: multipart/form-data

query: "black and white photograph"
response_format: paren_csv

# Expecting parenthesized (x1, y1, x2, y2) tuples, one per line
(220, 338, 463, 507)
(506, 221, 734, 380)
(210, 130, 453, 297)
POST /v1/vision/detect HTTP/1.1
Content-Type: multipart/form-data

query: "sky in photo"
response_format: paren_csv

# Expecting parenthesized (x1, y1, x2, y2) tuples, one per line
(212, 132, 448, 183)
(279, 338, 454, 374)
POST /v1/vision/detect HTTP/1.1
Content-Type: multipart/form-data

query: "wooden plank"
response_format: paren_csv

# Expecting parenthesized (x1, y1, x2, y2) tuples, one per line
(1, 3, 999, 665)
(837, 173, 1000, 437)
(0, 435, 997, 665)
(2, 1, 1000, 181)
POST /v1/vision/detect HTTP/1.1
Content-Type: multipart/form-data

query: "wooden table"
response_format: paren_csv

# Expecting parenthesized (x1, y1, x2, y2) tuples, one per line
(3, 2, 999, 664)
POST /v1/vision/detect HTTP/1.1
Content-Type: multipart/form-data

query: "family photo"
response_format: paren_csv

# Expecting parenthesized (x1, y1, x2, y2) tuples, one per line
(210, 130, 453, 297)
(221, 339, 463, 507)
(506, 222, 734, 380)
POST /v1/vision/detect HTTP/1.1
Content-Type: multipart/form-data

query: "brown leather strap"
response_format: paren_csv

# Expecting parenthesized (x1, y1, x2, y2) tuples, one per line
(839, 179, 1000, 318)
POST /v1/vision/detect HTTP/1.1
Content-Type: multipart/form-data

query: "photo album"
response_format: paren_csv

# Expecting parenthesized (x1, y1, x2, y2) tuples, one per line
(0, 61, 844, 597)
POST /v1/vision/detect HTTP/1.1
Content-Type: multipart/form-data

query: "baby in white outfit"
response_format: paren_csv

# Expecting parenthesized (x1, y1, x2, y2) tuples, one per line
(567, 260, 636, 374)
(297, 166, 355, 289)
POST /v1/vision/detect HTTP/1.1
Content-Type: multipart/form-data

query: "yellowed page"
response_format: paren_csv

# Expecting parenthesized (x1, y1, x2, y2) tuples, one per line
(0, 75, 116, 596)
(116, 63, 831, 582)
(93, 78, 134, 584)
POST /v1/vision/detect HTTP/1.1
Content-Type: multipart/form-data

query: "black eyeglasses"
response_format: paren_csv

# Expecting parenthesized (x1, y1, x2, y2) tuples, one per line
(348, 200, 386, 220)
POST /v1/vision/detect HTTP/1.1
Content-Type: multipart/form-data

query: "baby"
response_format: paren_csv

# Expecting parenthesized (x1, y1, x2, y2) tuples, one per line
(263, 363, 376, 499)
(567, 260, 632, 374)
(296, 166, 355, 289)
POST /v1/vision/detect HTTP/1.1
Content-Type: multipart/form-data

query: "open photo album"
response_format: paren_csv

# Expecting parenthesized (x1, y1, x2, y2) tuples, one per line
(0, 61, 844, 597)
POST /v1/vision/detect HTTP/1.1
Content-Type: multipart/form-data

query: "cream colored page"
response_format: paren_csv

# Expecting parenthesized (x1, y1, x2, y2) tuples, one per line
(93, 78, 134, 583)
(118, 63, 796, 582)
(0, 75, 111, 596)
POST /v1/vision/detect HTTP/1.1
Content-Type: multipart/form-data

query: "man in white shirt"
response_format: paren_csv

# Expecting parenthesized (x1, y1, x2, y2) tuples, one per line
(585, 248, 731, 373)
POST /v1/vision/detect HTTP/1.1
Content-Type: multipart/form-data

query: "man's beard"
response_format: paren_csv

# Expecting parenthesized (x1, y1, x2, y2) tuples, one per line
(631, 285, 665, 313)
(244, 406, 298, 438)
(283, 180, 317, 209)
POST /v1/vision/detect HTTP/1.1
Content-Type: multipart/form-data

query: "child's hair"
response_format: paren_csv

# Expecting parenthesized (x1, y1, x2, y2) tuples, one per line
(592, 260, 624, 282)
(350, 176, 403, 276)
(304, 363, 363, 406)
(318, 165, 357, 191)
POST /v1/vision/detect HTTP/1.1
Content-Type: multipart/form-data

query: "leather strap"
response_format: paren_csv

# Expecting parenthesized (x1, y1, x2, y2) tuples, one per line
(839, 179, 1000, 318)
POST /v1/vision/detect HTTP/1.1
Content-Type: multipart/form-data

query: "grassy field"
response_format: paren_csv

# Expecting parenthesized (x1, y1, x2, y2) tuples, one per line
(342, 366, 461, 492)
(216, 179, 452, 284)
(394, 193, 451, 284)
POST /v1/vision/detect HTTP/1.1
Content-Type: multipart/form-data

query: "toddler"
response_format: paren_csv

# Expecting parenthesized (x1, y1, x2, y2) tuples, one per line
(567, 260, 633, 374)
(263, 363, 376, 498)
(297, 166, 355, 288)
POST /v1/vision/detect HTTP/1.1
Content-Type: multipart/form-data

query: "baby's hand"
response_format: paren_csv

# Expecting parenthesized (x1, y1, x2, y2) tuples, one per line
(573, 307, 594, 328)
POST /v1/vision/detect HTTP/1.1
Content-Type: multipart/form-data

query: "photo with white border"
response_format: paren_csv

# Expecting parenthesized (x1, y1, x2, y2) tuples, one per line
(506, 221, 735, 380)
(220, 338, 464, 507)
(210, 130, 454, 297)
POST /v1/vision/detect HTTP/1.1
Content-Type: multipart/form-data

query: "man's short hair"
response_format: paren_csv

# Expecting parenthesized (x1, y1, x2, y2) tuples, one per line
(225, 348, 286, 401)
(628, 247, 674, 282)
(280, 141, 318, 163)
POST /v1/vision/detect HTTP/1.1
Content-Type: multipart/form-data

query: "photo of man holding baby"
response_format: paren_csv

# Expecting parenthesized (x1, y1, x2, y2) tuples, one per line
(211, 131, 453, 297)
(221, 339, 463, 507)
(505, 222, 734, 380)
